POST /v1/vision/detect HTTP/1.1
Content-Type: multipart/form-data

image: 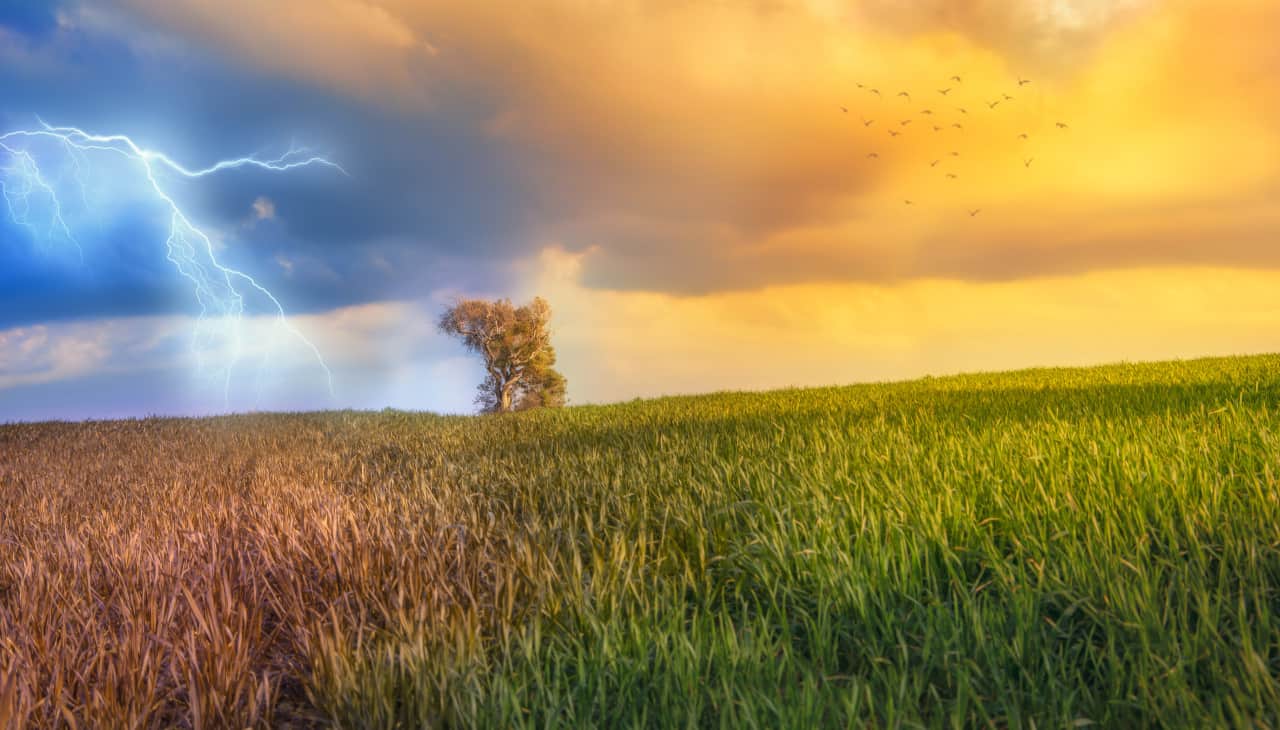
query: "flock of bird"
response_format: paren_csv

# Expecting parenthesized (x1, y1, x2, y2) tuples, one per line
(840, 73, 1069, 217)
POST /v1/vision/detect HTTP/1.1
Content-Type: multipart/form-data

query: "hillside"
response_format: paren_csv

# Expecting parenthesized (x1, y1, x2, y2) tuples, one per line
(3, 355, 1280, 727)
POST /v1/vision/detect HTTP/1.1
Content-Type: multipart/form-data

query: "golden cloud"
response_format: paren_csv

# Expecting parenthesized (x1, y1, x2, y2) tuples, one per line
(119, 0, 1280, 293)
(529, 247, 1280, 403)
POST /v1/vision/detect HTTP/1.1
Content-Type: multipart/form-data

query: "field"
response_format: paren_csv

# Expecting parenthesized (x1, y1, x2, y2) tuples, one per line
(3, 355, 1280, 727)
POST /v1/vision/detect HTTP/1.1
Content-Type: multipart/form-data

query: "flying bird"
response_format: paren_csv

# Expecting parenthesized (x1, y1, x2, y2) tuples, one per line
(1024, 158, 1034, 168)
(956, 107, 969, 115)
(968, 208, 981, 217)
(1018, 76, 1031, 86)
(856, 82, 865, 89)
(1056, 122, 1070, 129)
(946, 173, 959, 179)
(862, 118, 875, 127)
(899, 119, 912, 126)
(920, 109, 933, 115)
(870, 88, 882, 97)
(951, 75, 964, 84)
(1018, 133, 1029, 140)
(930, 159, 941, 167)
(1003, 94, 1015, 102)
(950, 151, 960, 157)
(905, 199, 915, 205)
(987, 100, 1001, 109)
(952, 123, 964, 130)
(867, 152, 880, 159)
(888, 130, 901, 137)
(840, 106, 848, 113)
(932, 125, 943, 132)
(897, 91, 912, 101)
(938, 88, 951, 96)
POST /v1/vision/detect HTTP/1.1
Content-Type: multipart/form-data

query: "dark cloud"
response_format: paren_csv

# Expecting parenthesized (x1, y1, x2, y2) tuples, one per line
(0, 7, 532, 329)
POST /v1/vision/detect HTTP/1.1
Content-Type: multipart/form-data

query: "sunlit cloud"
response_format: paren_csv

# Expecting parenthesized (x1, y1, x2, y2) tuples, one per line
(99, 0, 1280, 293)
(528, 247, 1280, 403)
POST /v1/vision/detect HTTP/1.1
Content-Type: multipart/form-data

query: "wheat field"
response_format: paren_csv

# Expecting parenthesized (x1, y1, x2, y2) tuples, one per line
(2, 355, 1280, 727)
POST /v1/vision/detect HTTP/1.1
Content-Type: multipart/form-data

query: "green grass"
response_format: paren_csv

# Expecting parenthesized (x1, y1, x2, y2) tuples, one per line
(3, 354, 1280, 727)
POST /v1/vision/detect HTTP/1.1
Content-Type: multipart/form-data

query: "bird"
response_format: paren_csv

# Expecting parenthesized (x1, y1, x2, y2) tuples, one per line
(898, 91, 912, 101)
(946, 173, 959, 179)
(856, 82, 865, 89)
(1056, 122, 1070, 129)
(950, 151, 960, 157)
(1017, 133, 1029, 140)
(920, 109, 933, 115)
(951, 75, 964, 84)
(956, 107, 969, 115)
(870, 88, 882, 97)
(867, 152, 880, 159)
(862, 118, 875, 127)
(932, 125, 943, 132)
(899, 119, 912, 126)
(952, 123, 964, 130)
(888, 130, 901, 137)
(1018, 76, 1031, 86)
(1024, 158, 1034, 168)
(968, 208, 981, 217)
(938, 88, 951, 96)
(930, 159, 941, 167)
(1002, 93, 1015, 102)
(840, 106, 849, 113)
(905, 199, 915, 205)
(987, 100, 1001, 109)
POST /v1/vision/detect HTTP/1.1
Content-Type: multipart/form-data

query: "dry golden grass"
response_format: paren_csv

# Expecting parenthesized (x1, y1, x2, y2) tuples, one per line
(0, 413, 511, 727)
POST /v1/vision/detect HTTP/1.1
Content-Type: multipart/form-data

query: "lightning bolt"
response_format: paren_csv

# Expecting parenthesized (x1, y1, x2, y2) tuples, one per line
(0, 119, 343, 404)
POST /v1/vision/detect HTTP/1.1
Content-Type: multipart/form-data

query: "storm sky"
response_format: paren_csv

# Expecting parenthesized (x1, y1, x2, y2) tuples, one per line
(2, 0, 1279, 420)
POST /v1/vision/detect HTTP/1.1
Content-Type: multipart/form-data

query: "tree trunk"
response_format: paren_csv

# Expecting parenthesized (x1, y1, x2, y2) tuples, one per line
(494, 378, 512, 413)
(496, 371, 523, 413)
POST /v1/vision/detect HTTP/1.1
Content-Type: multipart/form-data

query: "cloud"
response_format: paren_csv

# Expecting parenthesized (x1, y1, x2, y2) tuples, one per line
(526, 246, 1280, 403)
(274, 254, 295, 276)
(4, 0, 1279, 418)
(854, 0, 1156, 74)
(113, 0, 438, 105)
(103, 0, 1280, 294)
(0, 298, 485, 419)
(1, 30, 523, 330)
(9, 246, 1280, 418)
(0, 321, 136, 389)
(251, 196, 276, 221)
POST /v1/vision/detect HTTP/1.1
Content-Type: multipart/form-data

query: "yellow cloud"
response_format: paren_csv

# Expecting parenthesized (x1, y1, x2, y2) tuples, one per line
(529, 246, 1280, 402)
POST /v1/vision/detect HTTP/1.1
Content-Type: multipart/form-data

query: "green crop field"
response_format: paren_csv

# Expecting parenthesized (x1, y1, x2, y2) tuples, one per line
(3, 354, 1280, 727)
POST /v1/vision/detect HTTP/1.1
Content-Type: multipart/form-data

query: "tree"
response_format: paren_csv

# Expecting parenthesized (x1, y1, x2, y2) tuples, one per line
(438, 297, 567, 413)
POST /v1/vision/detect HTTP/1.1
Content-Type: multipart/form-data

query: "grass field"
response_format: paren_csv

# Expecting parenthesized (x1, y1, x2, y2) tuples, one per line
(3, 355, 1280, 727)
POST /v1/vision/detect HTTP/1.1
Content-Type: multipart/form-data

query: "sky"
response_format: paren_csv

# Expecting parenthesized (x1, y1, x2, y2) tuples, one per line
(1, 0, 1279, 421)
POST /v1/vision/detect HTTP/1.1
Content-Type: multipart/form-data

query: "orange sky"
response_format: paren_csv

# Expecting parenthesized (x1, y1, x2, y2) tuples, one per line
(125, 0, 1280, 402)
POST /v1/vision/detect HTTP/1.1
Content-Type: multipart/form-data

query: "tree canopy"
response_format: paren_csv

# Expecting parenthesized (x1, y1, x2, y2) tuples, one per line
(438, 297, 566, 413)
